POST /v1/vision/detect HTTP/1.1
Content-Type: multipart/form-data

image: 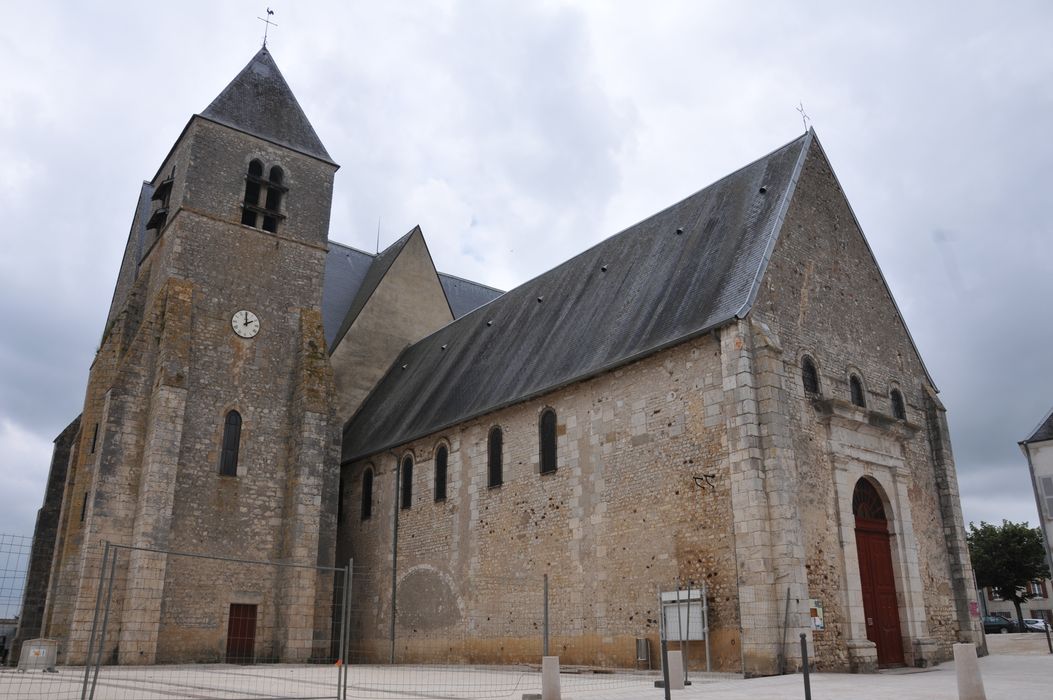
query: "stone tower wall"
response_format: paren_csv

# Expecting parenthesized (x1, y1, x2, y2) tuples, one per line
(42, 116, 339, 665)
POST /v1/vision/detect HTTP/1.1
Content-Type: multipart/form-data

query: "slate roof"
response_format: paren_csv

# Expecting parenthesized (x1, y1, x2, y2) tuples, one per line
(322, 242, 375, 348)
(200, 48, 334, 164)
(322, 238, 504, 350)
(342, 131, 813, 462)
(1023, 407, 1053, 444)
(439, 273, 503, 318)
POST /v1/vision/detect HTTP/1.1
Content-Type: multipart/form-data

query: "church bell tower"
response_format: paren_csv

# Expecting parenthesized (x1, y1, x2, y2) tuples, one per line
(44, 47, 340, 665)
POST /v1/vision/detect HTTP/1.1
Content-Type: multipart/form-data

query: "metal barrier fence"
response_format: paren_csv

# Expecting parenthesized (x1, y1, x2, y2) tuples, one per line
(340, 564, 711, 698)
(1, 538, 350, 700)
(0, 533, 715, 700)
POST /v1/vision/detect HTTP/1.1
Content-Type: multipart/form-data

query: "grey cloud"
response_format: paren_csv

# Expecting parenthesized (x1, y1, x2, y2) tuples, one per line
(1, 0, 1051, 539)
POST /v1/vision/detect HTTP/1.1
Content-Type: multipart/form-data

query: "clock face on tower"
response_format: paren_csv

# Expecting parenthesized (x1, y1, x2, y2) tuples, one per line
(232, 310, 260, 338)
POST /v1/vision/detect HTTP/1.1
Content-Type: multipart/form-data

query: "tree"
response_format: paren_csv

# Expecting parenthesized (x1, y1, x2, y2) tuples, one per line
(967, 520, 1050, 632)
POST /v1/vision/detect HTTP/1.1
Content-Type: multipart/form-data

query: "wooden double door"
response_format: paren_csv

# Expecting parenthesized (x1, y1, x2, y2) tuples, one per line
(855, 520, 904, 666)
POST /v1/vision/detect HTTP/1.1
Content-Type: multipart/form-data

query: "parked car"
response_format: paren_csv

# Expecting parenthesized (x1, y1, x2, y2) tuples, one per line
(1022, 618, 1051, 633)
(983, 615, 1014, 634)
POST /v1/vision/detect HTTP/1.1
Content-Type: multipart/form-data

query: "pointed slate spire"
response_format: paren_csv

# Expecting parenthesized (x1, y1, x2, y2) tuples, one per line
(200, 47, 334, 164)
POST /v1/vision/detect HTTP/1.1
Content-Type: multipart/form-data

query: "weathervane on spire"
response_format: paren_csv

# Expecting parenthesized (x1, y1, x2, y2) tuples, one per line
(258, 7, 277, 48)
(796, 101, 811, 133)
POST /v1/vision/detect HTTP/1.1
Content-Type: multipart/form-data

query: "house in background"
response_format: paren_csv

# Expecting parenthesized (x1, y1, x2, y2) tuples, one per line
(982, 579, 1052, 624)
(1021, 407, 1053, 579)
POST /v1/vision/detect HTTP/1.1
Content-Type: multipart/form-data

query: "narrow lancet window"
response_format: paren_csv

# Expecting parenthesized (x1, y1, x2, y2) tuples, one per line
(434, 445, 448, 502)
(219, 410, 242, 476)
(890, 389, 906, 420)
(361, 468, 374, 520)
(539, 409, 557, 474)
(488, 427, 503, 488)
(241, 160, 263, 227)
(401, 456, 414, 509)
(850, 375, 866, 408)
(802, 356, 820, 395)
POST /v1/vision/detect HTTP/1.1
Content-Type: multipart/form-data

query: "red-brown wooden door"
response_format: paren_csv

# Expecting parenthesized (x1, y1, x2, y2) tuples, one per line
(226, 604, 257, 664)
(856, 526, 904, 666)
(853, 478, 904, 667)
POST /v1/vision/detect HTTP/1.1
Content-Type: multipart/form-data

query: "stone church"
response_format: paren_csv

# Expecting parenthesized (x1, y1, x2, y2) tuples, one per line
(16, 47, 983, 676)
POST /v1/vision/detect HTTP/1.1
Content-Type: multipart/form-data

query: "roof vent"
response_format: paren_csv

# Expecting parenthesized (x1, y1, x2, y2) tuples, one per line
(401, 364, 408, 370)
(759, 186, 767, 194)
(675, 227, 684, 235)
(486, 320, 493, 327)
(601, 265, 608, 272)
(537, 296, 544, 303)
(441, 344, 448, 351)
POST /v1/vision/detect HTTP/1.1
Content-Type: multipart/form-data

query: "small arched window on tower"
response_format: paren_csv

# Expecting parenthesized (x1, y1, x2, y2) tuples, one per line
(539, 409, 557, 475)
(401, 455, 414, 510)
(890, 389, 907, 420)
(241, 160, 287, 232)
(361, 468, 374, 521)
(801, 356, 820, 395)
(219, 410, 242, 476)
(434, 445, 448, 502)
(262, 166, 284, 232)
(488, 427, 503, 488)
(241, 160, 264, 227)
(850, 374, 866, 408)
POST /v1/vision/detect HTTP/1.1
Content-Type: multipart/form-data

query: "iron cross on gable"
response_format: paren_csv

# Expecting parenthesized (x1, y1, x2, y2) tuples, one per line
(796, 101, 811, 132)
(258, 7, 277, 47)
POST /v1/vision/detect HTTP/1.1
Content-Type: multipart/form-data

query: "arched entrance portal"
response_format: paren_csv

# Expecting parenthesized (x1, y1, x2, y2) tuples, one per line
(853, 478, 905, 667)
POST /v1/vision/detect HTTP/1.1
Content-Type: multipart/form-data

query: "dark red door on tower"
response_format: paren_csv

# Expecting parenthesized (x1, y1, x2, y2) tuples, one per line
(853, 479, 905, 667)
(226, 604, 257, 664)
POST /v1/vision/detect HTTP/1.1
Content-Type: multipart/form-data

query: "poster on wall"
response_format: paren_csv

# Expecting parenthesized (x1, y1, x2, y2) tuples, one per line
(809, 599, 825, 631)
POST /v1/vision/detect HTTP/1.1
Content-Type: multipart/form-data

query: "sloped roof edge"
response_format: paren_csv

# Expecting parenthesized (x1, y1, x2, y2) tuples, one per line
(1022, 406, 1053, 445)
(200, 47, 336, 165)
(342, 132, 812, 462)
(735, 129, 813, 319)
(803, 133, 939, 392)
(329, 229, 418, 352)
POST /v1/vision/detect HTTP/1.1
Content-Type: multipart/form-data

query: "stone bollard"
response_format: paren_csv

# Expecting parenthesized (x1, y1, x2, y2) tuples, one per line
(541, 655, 561, 700)
(953, 643, 986, 700)
(666, 650, 685, 690)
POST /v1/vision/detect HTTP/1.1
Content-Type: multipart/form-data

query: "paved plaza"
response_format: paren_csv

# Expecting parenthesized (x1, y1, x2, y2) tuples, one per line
(1, 634, 1050, 699)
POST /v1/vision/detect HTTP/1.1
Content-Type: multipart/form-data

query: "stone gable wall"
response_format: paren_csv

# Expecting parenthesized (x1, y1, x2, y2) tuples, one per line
(750, 143, 980, 669)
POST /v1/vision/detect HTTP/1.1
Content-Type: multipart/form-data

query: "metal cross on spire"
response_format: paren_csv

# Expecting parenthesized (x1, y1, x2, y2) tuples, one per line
(796, 101, 811, 133)
(258, 7, 277, 48)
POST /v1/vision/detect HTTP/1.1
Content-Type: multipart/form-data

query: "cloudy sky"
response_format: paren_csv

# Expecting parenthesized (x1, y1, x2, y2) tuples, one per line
(1, 1, 1051, 539)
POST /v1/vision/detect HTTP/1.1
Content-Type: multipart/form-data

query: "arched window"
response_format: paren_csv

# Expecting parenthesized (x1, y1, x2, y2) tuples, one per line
(539, 409, 557, 474)
(849, 374, 866, 408)
(262, 166, 284, 232)
(434, 445, 448, 502)
(890, 389, 906, 420)
(241, 160, 263, 227)
(361, 468, 374, 521)
(401, 455, 414, 509)
(852, 478, 887, 522)
(241, 160, 286, 232)
(801, 356, 820, 395)
(488, 427, 503, 488)
(219, 410, 242, 476)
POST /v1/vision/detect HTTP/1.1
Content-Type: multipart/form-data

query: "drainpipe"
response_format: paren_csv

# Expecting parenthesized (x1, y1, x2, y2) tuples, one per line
(389, 451, 401, 665)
